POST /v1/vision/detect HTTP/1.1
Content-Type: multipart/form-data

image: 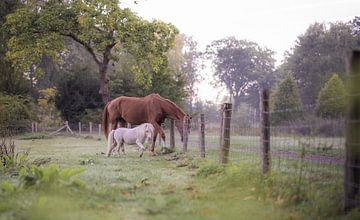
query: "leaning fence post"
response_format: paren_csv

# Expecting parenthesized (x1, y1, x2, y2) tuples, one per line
(182, 116, 189, 153)
(170, 119, 175, 149)
(78, 122, 82, 135)
(89, 122, 93, 134)
(219, 103, 232, 164)
(344, 50, 360, 211)
(199, 113, 205, 158)
(261, 89, 270, 174)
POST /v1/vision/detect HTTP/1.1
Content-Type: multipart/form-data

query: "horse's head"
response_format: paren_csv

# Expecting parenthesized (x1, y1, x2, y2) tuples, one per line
(144, 123, 154, 142)
(175, 115, 192, 142)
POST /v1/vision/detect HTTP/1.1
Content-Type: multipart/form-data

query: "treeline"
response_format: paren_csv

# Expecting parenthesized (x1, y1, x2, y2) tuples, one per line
(0, 0, 359, 132)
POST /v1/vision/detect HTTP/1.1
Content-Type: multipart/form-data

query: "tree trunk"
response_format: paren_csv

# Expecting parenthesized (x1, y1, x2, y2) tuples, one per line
(99, 61, 110, 104)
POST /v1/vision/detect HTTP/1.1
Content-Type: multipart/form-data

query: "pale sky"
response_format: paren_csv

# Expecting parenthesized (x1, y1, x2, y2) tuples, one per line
(122, 0, 360, 102)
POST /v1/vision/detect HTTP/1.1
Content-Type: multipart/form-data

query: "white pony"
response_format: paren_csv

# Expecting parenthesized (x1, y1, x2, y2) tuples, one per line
(106, 123, 154, 157)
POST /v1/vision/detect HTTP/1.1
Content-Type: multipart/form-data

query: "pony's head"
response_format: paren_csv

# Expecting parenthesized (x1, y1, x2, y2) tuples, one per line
(144, 123, 154, 142)
(175, 115, 192, 142)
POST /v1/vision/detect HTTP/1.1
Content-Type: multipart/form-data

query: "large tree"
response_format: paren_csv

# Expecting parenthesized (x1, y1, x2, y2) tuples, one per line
(283, 22, 357, 105)
(0, 0, 30, 96)
(206, 37, 275, 112)
(6, 0, 178, 104)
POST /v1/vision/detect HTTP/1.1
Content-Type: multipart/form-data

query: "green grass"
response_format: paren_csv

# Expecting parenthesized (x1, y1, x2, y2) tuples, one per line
(0, 135, 358, 220)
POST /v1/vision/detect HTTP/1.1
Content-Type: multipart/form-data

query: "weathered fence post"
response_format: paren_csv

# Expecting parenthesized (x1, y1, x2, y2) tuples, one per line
(98, 124, 101, 136)
(170, 119, 175, 149)
(89, 122, 93, 134)
(31, 122, 34, 133)
(260, 89, 270, 174)
(127, 123, 131, 128)
(35, 122, 38, 133)
(199, 113, 205, 158)
(183, 116, 189, 153)
(344, 50, 360, 211)
(219, 107, 224, 147)
(78, 122, 82, 135)
(219, 103, 232, 164)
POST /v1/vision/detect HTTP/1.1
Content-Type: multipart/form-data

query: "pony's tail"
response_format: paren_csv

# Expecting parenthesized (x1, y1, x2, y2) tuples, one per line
(103, 102, 110, 139)
(106, 130, 115, 157)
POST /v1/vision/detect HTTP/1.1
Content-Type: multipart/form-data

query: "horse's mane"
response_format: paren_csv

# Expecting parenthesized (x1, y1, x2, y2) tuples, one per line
(149, 93, 186, 117)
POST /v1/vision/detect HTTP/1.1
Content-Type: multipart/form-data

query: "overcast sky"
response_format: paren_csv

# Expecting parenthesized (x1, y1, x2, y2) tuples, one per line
(122, 0, 360, 102)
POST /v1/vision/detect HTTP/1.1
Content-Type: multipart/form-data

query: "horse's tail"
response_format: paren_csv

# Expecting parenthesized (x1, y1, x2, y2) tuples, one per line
(106, 130, 115, 156)
(103, 102, 110, 139)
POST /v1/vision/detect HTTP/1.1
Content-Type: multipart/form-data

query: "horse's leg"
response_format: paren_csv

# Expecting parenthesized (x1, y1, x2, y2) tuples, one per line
(136, 139, 146, 157)
(153, 123, 167, 152)
(150, 131, 158, 156)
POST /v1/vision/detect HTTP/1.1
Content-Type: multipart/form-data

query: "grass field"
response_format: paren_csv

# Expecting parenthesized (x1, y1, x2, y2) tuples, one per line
(0, 134, 359, 220)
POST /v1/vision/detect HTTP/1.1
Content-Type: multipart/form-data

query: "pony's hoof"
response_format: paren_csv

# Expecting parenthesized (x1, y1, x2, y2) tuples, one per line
(139, 153, 143, 157)
(151, 152, 157, 156)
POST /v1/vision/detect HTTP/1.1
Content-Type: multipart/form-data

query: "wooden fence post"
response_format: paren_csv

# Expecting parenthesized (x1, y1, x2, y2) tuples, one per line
(219, 103, 232, 164)
(35, 122, 38, 133)
(31, 122, 34, 133)
(199, 113, 205, 158)
(89, 122, 93, 134)
(98, 124, 101, 136)
(170, 119, 175, 149)
(78, 122, 82, 135)
(261, 89, 270, 174)
(182, 116, 189, 153)
(344, 50, 360, 211)
(219, 107, 224, 147)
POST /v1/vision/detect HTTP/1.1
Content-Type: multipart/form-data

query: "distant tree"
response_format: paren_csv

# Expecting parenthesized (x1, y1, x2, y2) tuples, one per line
(283, 22, 357, 105)
(6, 0, 178, 104)
(206, 37, 275, 112)
(352, 16, 360, 46)
(315, 74, 346, 119)
(271, 74, 303, 124)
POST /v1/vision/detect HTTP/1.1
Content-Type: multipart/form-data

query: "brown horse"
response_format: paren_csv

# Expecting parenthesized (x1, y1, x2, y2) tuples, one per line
(102, 93, 191, 153)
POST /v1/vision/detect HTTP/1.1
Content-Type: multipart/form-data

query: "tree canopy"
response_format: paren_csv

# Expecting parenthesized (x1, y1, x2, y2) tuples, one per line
(6, 0, 178, 103)
(315, 73, 347, 119)
(283, 22, 357, 105)
(206, 37, 275, 112)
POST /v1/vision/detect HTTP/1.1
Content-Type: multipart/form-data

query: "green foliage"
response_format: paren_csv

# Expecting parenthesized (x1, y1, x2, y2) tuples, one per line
(315, 74, 347, 119)
(37, 87, 62, 127)
(19, 164, 85, 189)
(197, 163, 225, 178)
(283, 22, 357, 105)
(271, 74, 303, 124)
(0, 93, 37, 131)
(5, 0, 179, 103)
(55, 68, 103, 122)
(0, 137, 29, 173)
(206, 37, 275, 111)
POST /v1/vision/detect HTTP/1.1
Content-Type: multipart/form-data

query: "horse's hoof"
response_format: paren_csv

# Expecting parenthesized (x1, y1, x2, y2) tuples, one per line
(151, 152, 157, 156)
(139, 153, 143, 157)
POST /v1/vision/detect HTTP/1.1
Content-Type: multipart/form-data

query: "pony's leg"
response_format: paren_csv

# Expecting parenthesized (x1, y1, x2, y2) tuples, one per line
(106, 141, 116, 157)
(120, 140, 125, 155)
(136, 139, 146, 157)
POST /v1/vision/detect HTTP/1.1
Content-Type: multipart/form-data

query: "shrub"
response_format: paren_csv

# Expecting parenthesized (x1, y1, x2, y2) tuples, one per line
(315, 73, 346, 119)
(0, 93, 37, 132)
(0, 136, 29, 173)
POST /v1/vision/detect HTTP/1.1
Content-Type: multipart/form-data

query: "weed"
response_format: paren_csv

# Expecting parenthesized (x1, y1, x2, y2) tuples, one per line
(197, 163, 225, 178)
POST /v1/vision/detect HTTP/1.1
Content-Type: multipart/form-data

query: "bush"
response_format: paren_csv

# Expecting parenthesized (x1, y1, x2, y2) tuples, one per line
(0, 136, 29, 173)
(0, 93, 37, 132)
